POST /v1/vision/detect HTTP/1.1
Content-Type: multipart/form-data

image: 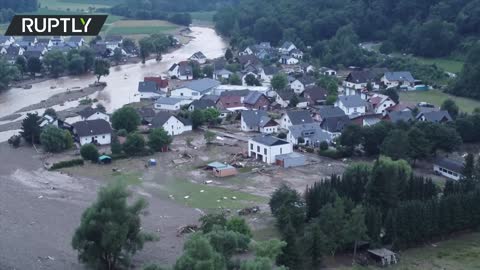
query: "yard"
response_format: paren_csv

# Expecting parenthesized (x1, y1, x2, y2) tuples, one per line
(400, 90, 480, 113)
(335, 232, 480, 270)
(413, 57, 464, 74)
(101, 20, 180, 38)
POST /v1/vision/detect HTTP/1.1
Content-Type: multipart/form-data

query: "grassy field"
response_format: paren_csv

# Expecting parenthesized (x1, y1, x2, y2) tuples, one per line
(102, 20, 180, 38)
(414, 57, 464, 74)
(158, 177, 268, 210)
(337, 232, 480, 270)
(400, 90, 480, 113)
(40, 0, 114, 11)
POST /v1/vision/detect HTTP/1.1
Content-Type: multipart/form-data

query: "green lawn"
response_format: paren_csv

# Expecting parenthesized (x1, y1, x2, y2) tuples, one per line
(400, 90, 480, 113)
(158, 178, 267, 210)
(414, 57, 464, 74)
(190, 11, 216, 25)
(337, 232, 480, 270)
(40, 0, 114, 11)
(104, 25, 178, 35)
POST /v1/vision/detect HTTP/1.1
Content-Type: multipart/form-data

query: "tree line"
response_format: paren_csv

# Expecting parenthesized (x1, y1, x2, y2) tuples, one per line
(2, 0, 37, 12)
(270, 156, 480, 269)
(214, 0, 480, 59)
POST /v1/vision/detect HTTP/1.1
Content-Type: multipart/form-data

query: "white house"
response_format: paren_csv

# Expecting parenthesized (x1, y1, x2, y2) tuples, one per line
(335, 95, 367, 116)
(168, 62, 193, 80)
(189, 51, 207, 64)
(290, 76, 316, 94)
(213, 69, 233, 80)
(138, 81, 165, 100)
(105, 35, 123, 51)
(290, 49, 304, 59)
(381, 71, 415, 89)
(72, 119, 112, 146)
(151, 112, 192, 136)
(248, 135, 293, 164)
(279, 41, 297, 54)
(170, 78, 221, 100)
(66, 107, 110, 125)
(281, 110, 314, 130)
(154, 97, 191, 111)
(343, 70, 378, 91)
(241, 110, 279, 134)
(368, 94, 396, 115)
(319, 67, 337, 76)
(433, 158, 464, 181)
(279, 56, 299, 65)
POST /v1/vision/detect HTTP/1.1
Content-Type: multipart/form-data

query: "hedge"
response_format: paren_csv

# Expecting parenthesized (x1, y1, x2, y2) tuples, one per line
(50, 159, 84, 170)
(318, 149, 344, 159)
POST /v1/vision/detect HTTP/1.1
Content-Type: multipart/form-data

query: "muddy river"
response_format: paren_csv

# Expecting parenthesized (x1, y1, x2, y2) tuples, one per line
(0, 26, 227, 142)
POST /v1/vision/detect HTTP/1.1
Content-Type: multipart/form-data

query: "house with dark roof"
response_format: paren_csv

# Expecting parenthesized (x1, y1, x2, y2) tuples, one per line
(216, 90, 251, 110)
(136, 108, 156, 125)
(281, 110, 314, 129)
(290, 48, 304, 59)
(238, 55, 262, 69)
(434, 158, 464, 181)
(381, 71, 415, 88)
(320, 115, 350, 135)
(335, 95, 367, 116)
(19, 36, 37, 48)
(150, 112, 192, 136)
(188, 99, 216, 111)
(72, 119, 112, 146)
(287, 123, 333, 146)
(0, 36, 15, 47)
(241, 110, 279, 134)
(189, 51, 207, 64)
(343, 70, 378, 92)
(279, 55, 299, 65)
(416, 110, 452, 123)
(68, 36, 85, 47)
(248, 135, 293, 164)
(144, 77, 169, 92)
(275, 89, 296, 108)
(243, 91, 271, 110)
(291, 76, 316, 94)
(201, 94, 220, 103)
(66, 107, 110, 125)
(213, 69, 233, 80)
(315, 106, 346, 121)
(168, 61, 193, 80)
(351, 113, 383, 127)
(367, 93, 396, 115)
(170, 78, 221, 100)
(384, 111, 414, 123)
(138, 81, 164, 100)
(304, 86, 328, 106)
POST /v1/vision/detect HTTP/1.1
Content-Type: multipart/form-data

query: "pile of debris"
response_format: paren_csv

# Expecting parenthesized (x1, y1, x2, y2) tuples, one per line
(176, 224, 199, 236)
(238, 206, 260, 216)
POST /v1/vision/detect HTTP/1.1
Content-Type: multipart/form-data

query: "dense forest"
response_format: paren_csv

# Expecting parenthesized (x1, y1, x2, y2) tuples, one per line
(110, 0, 236, 25)
(0, 0, 37, 22)
(214, 0, 480, 58)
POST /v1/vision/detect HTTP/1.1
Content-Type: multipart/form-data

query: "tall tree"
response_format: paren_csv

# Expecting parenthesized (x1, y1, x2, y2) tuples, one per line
(0, 58, 19, 90)
(441, 99, 459, 119)
(43, 50, 67, 78)
(27, 57, 42, 78)
(148, 128, 172, 152)
(40, 126, 72, 152)
(174, 234, 225, 270)
(271, 74, 288, 91)
(20, 113, 41, 144)
(381, 130, 409, 160)
(111, 107, 141, 133)
(72, 182, 151, 270)
(94, 59, 110, 82)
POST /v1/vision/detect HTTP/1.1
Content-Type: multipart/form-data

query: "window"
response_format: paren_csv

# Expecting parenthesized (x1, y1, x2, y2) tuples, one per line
(102, 136, 105, 139)
(280, 148, 282, 154)
(250, 143, 253, 150)
(264, 148, 267, 155)
(257, 146, 260, 152)
(180, 93, 184, 96)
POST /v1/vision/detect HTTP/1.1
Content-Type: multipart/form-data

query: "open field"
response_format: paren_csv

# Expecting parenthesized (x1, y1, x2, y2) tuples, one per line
(336, 232, 480, 270)
(190, 11, 216, 25)
(414, 57, 464, 74)
(40, 0, 114, 11)
(400, 90, 480, 113)
(102, 20, 180, 36)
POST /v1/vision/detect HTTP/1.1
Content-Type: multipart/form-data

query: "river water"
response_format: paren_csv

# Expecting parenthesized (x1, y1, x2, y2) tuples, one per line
(0, 26, 227, 142)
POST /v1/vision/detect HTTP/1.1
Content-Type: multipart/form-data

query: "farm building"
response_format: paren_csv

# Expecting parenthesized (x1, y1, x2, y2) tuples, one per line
(207, 162, 238, 177)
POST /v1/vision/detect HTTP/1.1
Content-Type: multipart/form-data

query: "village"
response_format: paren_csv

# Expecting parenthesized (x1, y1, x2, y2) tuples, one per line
(0, 33, 474, 270)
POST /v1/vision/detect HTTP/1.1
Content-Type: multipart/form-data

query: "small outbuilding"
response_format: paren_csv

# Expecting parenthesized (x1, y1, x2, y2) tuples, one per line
(433, 157, 464, 181)
(367, 248, 398, 266)
(275, 152, 306, 168)
(207, 162, 238, 177)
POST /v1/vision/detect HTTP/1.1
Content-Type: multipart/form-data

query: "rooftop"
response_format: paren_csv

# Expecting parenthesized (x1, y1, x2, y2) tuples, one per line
(73, 119, 112, 137)
(251, 135, 289, 146)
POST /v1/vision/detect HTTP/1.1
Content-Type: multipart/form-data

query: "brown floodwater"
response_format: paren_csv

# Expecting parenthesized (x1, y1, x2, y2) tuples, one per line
(0, 26, 227, 142)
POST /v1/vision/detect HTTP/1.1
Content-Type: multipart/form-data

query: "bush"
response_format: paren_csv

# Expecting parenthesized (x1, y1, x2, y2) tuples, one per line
(8, 135, 21, 148)
(50, 159, 84, 170)
(305, 147, 315, 153)
(117, 129, 128, 137)
(80, 144, 100, 162)
(277, 132, 287, 139)
(320, 141, 329, 151)
(318, 149, 344, 159)
(123, 133, 146, 156)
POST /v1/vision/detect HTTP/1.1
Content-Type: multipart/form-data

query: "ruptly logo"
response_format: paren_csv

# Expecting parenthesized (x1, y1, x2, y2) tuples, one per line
(5, 15, 108, 36)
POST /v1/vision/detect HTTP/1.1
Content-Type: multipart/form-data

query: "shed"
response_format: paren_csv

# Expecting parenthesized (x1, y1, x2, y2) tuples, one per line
(275, 152, 306, 168)
(367, 248, 398, 266)
(207, 162, 238, 177)
(98, 155, 112, 164)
